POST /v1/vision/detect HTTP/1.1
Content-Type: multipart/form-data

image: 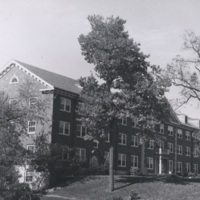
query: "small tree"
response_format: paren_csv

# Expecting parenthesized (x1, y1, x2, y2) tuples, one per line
(0, 79, 52, 197)
(78, 15, 170, 192)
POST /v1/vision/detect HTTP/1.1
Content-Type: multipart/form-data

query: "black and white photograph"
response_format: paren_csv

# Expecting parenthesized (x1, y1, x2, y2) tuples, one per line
(0, 0, 200, 199)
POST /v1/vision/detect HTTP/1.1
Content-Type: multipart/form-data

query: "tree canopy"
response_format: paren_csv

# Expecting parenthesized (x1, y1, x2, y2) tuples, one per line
(166, 30, 200, 109)
(78, 15, 171, 139)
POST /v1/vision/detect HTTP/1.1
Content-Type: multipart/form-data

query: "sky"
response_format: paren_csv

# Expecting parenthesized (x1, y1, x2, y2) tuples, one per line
(0, 0, 200, 118)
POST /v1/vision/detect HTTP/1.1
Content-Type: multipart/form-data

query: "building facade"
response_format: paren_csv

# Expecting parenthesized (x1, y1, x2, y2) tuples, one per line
(0, 60, 200, 186)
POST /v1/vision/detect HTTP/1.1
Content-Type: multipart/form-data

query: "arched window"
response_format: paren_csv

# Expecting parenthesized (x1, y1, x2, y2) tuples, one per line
(9, 75, 19, 84)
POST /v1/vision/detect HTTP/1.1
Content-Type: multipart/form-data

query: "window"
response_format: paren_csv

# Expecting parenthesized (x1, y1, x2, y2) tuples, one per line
(105, 133, 110, 143)
(131, 118, 138, 127)
(118, 154, 126, 167)
(169, 160, 173, 172)
(158, 124, 164, 134)
(193, 148, 199, 157)
(177, 129, 183, 139)
(119, 117, 127, 126)
(27, 145, 35, 153)
(118, 133, 127, 145)
(76, 148, 86, 162)
(186, 163, 190, 173)
(77, 125, 86, 138)
(177, 162, 182, 173)
(62, 146, 69, 160)
(59, 121, 70, 135)
(147, 157, 153, 169)
(25, 169, 34, 183)
(168, 143, 173, 153)
(194, 164, 198, 174)
(131, 155, 138, 168)
(158, 140, 164, 150)
(9, 74, 19, 84)
(186, 147, 191, 156)
(185, 131, 191, 141)
(29, 97, 38, 109)
(147, 140, 154, 150)
(28, 121, 36, 134)
(131, 136, 139, 147)
(93, 140, 99, 148)
(168, 126, 173, 136)
(60, 97, 71, 112)
(177, 145, 183, 155)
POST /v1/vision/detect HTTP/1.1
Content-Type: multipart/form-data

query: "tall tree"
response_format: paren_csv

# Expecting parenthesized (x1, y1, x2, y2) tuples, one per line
(78, 15, 170, 192)
(166, 30, 200, 109)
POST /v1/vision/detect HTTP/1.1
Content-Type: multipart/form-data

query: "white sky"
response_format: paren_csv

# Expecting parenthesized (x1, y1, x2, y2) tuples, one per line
(0, 0, 200, 118)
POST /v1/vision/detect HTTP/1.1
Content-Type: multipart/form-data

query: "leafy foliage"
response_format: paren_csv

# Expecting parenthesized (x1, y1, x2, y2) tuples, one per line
(78, 15, 171, 139)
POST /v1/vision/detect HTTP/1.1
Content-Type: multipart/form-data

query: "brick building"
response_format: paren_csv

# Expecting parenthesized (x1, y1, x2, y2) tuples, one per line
(0, 60, 200, 185)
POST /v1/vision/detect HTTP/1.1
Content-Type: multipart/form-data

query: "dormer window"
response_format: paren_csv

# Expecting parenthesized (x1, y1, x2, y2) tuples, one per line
(9, 75, 19, 84)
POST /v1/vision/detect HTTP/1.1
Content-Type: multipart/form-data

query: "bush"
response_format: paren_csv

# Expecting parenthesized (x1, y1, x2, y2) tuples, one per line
(130, 167, 140, 175)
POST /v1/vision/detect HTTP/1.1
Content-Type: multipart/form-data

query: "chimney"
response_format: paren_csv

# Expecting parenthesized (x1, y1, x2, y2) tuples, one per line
(185, 115, 188, 124)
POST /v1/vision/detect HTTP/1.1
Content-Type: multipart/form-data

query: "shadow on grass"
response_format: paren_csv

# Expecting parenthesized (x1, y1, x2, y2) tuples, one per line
(115, 176, 157, 190)
(115, 175, 200, 190)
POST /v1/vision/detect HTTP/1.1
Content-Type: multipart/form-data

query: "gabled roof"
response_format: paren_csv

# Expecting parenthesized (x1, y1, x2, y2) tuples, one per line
(0, 60, 81, 94)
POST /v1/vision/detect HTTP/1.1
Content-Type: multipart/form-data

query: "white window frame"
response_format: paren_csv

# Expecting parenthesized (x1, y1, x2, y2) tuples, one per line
(27, 145, 35, 153)
(131, 155, 138, 168)
(168, 142, 173, 153)
(158, 124, 164, 134)
(185, 131, 191, 140)
(177, 129, 183, 139)
(93, 140, 99, 148)
(76, 148, 86, 162)
(9, 74, 19, 84)
(119, 117, 127, 126)
(131, 135, 139, 147)
(158, 140, 164, 150)
(177, 145, 183, 155)
(60, 97, 71, 112)
(28, 121, 36, 134)
(147, 157, 154, 169)
(25, 169, 34, 183)
(105, 133, 110, 143)
(119, 133, 127, 145)
(186, 147, 191, 156)
(62, 146, 69, 160)
(59, 121, 70, 136)
(186, 163, 190, 173)
(131, 118, 138, 128)
(77, 124, 86, 138)
(177, 162, 182, 173)
(194, 164, 198, 174)
(168, 125, 173, 136)
(147, 140, 154, 150)
(118, 153, 126, 167)
(169, 160, 173, 172)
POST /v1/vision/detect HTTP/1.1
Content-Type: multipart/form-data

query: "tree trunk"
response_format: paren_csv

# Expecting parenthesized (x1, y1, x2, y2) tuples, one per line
(109, 145, 114, 192)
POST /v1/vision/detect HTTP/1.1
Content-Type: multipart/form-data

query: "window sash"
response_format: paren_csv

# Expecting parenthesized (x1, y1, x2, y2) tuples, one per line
(147, 157, 153, 169)
(131, 155, 138, 168)
(119, 133, 127, 145)
(131, 136, 138, 147)
(118, 154, 126, 167)
(28, 121, 36, 134)
(60, 97, 71, 112)
(59, 121, 70, 135)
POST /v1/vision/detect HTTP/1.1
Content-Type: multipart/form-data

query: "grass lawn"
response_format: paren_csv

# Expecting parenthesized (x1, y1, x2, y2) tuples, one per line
(42, 175, 200, 200)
